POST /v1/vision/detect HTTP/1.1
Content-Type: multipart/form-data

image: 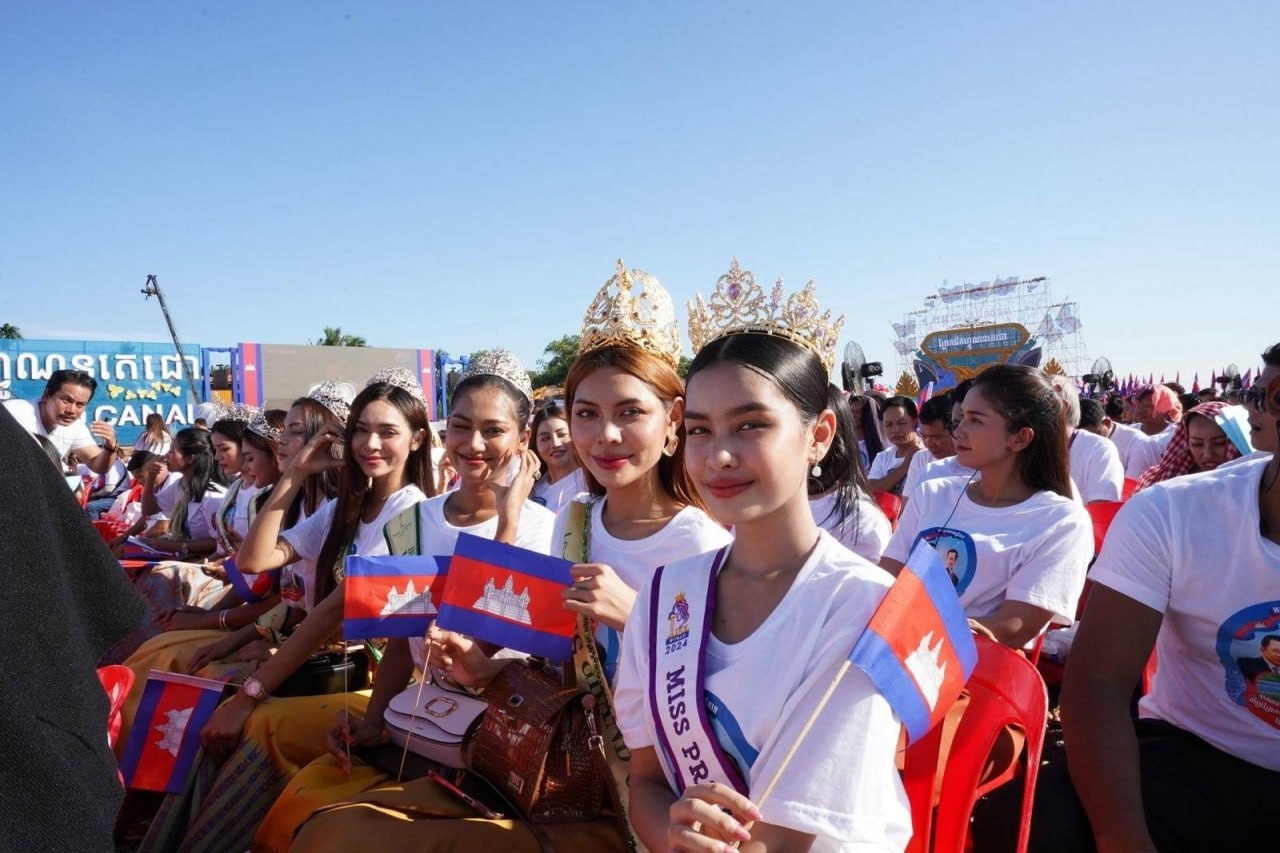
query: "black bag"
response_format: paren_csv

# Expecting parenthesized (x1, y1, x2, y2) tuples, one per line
(274, 647, 371, 698)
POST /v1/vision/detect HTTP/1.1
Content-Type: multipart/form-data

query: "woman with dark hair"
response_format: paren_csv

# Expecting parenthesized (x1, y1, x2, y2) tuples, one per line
(210, 415, 248, 483)
(1136, 400, 1242, 490)
(811, 384, 892, 562)
(880, 364, 1092, 648)
(100, 427, 233, 663)
(259, 350, 578, 850)
(136, 370, 432, 851)
(529, 402, 585, 511)
(618, 269, 910, 850)
(866, 395, 925, 496)
(133, 412, 172, 454)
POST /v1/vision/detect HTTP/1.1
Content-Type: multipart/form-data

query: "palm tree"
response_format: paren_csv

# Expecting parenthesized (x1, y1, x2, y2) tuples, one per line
(0, 324, 22, 339)
(313, 326, 367, 347)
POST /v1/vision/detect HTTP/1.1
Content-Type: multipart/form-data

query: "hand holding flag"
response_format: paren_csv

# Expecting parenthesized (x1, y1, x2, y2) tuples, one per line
(436, 533, 577, 661)
(120, 671, 227, 793)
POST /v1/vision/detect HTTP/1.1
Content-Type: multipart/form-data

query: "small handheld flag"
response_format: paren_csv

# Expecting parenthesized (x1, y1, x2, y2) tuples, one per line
(849, 540, 977, 744)
(119, 671, 227, 793)
(223, 557, 279, 604)
(436, 533, 576, 661)
(343, 554, 450, 640)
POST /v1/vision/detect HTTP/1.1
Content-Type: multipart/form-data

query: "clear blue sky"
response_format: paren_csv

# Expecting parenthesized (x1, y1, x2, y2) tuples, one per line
(2, 2, 1276, 386)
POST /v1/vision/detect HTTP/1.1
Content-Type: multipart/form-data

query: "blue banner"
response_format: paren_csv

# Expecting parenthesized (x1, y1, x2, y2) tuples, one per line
(0, 339, 203, 446)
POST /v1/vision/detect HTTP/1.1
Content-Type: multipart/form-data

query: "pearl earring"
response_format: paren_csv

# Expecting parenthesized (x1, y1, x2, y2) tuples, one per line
(810, 462, 822, 477)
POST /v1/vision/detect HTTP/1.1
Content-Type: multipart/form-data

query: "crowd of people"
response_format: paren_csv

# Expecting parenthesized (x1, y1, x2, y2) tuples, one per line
(3, 259, 1278, 852)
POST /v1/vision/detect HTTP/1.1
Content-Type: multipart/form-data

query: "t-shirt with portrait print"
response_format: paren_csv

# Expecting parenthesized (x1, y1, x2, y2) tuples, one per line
(883, 475, 1092, 626)
(1090, 456, 1280, 770)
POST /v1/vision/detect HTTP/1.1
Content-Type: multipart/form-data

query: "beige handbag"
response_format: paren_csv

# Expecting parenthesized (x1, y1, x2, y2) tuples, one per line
(383, 675, 488, 769)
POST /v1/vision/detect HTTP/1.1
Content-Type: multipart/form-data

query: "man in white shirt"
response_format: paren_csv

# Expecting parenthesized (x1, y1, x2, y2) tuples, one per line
(900, 394, 956, 502)
(1123, 385, 1183, 479)
(2, 369, 120, 476)
(1050, 378, 1124, 503)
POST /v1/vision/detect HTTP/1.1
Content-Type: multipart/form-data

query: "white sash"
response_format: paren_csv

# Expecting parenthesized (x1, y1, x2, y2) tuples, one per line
(647, 547, 749, 796)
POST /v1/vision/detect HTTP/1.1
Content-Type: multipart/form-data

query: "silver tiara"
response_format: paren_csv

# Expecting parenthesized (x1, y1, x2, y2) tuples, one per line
(461, 349, 533, 403)
(246, 409, 282, 443)
(308, 379, 355, 424)
(224, 403, 258, 424)
(367, 366, 428, 406)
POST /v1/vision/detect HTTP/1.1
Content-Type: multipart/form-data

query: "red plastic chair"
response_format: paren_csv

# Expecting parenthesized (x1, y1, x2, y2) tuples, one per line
(1085, 500, 1125, 556)
(906, 637, 1048, 853)
(1121, 478, 1139, 501)
(874, 491, 903, 531)
(97, 665, 135, 751)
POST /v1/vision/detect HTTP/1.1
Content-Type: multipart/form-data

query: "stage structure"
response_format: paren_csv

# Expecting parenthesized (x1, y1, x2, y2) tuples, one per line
(891, 275, 1088, 394)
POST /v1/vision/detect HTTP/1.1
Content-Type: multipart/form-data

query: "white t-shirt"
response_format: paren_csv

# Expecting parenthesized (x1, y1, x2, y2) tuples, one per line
(615, 533, 911, 851)
(1124, 423, 1178, 480)
(1108, 422, 1143, 469)
(531, 468, 587, 514)
(1089, 456, 1280, 771)
(867, 447, 910, 482)
(904, 455, 976, 501)
(134, 433, 172, 455)
(551, 499, 733, 681)
(884, 476, 1092, 626)
(1069, 429, 1124, 503)
(3, 398, 98, 457)
(404, 493, 557, 668)
(213, 480, 259, 557)
(281, 485, 427, 597)
(178, 483, 228, 541)
(901, 450, 954, 501)
(810, 491, 892, 563)
(281, 500, 328, 612)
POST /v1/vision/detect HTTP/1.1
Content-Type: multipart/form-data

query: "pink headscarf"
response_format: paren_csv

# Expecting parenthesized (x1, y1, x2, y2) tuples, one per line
(1136, 401, 1241, 490)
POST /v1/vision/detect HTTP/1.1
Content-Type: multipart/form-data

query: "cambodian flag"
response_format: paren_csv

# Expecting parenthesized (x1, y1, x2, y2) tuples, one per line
(435, 533, 576, 661)
(343, 554, 450, 640)
(917, 382, 934, 408)
(224, 557, 279, 604)
(119, 671, 227, 793)
(848, 540, 977, 744)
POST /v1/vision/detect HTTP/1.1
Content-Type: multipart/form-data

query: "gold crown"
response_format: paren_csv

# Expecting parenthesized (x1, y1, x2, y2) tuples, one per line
(579, 259, 682, 366)
(688, 258, 845, 372)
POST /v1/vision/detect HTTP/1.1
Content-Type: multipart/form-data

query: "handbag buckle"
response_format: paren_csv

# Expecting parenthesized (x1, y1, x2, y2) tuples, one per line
(424, 696, 458, 717)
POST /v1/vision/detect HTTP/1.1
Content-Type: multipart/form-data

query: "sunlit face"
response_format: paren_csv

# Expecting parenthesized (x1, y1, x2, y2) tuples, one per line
(919, 420, 954, 459)
(952, 387, 1029, 471)
(1247, 365, 1280, 453)
(445, 387, 527, 489)
(684, 362, 828, 527)
(571, 366, 679, 495)
(1186, 415, 1232, 473)
(350, 399, 424, 480)
(535, 416, 575, 476)
(881, 405, 917, 448)
(277, 405, 309, 468)
(241, 443, 280, 488)
(166, 443, 192, 474)
(211, 433, 241, 478)
(42, 382, 91, 427)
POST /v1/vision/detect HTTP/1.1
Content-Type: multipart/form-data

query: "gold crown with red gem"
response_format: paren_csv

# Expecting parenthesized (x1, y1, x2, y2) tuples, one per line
(688, 258, 845, 372)
(579, 259, 682, 367)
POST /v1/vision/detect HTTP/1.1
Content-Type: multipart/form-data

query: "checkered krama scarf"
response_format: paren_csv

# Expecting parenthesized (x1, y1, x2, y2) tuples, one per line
(1137, 401, 1241, 490)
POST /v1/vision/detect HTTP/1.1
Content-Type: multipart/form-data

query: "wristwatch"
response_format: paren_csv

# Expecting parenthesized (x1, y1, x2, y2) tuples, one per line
(242, 676, 268, 702)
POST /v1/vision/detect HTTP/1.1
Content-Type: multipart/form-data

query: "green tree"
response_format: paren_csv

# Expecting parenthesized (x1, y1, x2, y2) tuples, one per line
(529, 334, 580, 389)
(676, 355, 692, 379)
(313, 326, 367, 347)
(0, 323, 22, 339)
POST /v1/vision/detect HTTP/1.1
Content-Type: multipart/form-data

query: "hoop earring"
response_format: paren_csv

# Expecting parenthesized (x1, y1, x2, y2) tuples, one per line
(662, 434, 679, 458)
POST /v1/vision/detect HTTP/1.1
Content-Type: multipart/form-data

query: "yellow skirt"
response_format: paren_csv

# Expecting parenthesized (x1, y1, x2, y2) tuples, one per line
(284, 768, 626, 852)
